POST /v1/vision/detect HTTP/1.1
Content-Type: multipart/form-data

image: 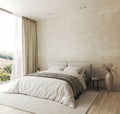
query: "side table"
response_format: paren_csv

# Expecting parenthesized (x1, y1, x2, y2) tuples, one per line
(91, 77, 104, 91)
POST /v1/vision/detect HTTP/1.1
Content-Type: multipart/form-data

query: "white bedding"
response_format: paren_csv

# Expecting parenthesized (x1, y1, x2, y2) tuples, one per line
(7, 76, 75, 108)
(0, 71, 99, 114)
(2, 71, 87, 108)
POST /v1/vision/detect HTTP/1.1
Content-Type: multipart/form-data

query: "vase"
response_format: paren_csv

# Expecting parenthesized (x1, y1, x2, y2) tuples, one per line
(105, 72, 113, 91)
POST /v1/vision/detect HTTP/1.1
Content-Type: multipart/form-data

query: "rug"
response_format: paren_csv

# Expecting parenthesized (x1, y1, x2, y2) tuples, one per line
(0, 91, 98, 114)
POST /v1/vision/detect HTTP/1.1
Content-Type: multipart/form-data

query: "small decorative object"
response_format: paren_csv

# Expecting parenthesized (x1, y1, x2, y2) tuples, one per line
(102, 63, 113, 91)
(37, 67, 40, 72)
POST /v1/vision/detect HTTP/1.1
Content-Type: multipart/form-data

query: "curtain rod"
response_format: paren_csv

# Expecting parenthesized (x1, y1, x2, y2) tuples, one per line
(0, 8, 13, 14)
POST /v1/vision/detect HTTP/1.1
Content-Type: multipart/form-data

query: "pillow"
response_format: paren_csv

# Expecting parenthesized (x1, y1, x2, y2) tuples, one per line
(68, 63, 92, 78)
(63, 68, 79, 76)
(47, 66, 65, 72)
(63, 68, 87, 90)
(63, 66, 85, 74)
(37, 70, 63, 74)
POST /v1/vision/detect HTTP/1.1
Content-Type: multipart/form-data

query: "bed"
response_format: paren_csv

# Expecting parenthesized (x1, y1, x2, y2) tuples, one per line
(0, 62, 98, 114)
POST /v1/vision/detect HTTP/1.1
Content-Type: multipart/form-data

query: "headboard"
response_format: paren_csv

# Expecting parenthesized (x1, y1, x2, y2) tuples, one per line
(68, 62, 92, 78)
(46, 62, 107, 79)
(47, 62, 67, 69)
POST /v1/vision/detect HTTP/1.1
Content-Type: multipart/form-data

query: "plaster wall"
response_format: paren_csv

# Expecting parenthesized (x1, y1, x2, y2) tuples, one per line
(37, 1, 120, 86)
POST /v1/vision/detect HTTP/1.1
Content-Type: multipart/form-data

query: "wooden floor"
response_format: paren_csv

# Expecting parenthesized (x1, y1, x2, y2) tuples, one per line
(87, 91, 120, 114)
(0, 91, 119, 114)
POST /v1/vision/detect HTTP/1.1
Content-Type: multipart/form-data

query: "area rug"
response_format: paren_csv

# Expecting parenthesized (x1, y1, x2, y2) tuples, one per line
(0, 91, 98, 114)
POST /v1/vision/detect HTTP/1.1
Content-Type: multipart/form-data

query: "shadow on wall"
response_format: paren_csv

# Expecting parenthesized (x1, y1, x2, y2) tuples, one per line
(92, 64, 108, 78)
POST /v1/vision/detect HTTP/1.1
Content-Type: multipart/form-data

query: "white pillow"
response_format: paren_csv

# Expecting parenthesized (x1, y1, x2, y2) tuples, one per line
(37, 70, 63, 74)
(63, 68, 79, 76)
(63, 66, 84, 74)
(47, 66, 65, 72)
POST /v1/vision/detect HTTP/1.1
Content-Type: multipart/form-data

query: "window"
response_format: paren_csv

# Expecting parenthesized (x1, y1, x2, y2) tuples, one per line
(0, 10, 16, 82)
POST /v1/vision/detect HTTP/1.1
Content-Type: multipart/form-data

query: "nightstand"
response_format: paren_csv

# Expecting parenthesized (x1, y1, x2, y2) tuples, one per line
(91, 77, 104, 91)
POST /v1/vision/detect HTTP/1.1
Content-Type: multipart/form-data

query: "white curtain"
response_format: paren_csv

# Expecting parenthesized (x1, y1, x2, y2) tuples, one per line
(22, 17, 38, 75)
(11, 16, 38, 79)
(11, 17, 23, 80)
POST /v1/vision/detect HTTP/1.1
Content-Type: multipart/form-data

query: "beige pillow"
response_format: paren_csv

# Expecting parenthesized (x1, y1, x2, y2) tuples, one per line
(64, 66, 85, 74)
(47, 66, 65, 72)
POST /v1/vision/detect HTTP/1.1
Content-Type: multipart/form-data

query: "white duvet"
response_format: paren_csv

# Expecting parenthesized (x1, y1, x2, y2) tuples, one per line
(5, 72, 86, 108)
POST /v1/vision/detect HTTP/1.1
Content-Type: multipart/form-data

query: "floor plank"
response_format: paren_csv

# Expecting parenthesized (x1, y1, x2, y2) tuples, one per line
(87, 91, 120, 114)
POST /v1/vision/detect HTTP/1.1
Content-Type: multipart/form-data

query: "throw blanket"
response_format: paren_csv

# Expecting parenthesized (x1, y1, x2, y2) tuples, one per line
(29, 72, 84, 99)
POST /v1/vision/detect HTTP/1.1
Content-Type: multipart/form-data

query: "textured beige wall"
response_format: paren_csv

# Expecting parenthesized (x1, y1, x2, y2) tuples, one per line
(37, 1, 120, 86)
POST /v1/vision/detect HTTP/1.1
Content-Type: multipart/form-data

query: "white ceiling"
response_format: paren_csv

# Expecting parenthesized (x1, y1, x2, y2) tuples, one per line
(0, 0, 118, 21)
(0, 0, 88, 21)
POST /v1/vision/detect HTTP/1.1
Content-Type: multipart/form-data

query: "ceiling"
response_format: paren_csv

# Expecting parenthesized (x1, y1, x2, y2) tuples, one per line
(0, 0, 87, 21)
(0, 0, 118, 21)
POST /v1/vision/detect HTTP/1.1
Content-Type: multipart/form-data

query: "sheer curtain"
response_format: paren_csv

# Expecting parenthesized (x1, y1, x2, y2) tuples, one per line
(11, 16, 38, 79)
(11, 16, 23, 80)
(22, 17, 38, 75)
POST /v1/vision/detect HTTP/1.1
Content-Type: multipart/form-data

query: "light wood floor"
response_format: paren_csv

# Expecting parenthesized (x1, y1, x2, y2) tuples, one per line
(87, 91, 120, 114)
